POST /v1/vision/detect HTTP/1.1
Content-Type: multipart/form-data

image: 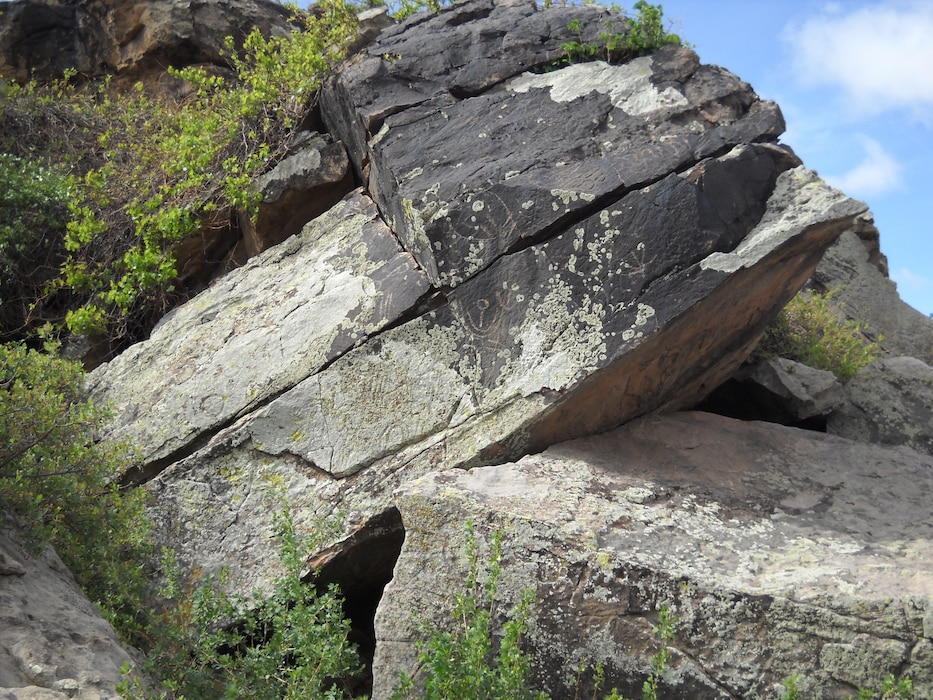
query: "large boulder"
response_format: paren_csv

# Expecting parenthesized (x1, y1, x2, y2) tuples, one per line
(87, 0, 866, 601)
(0, 524, 135, 700)
(373, 412, 933, 699)
(827, 356, 933, 457)
(323, 0, 789, 288)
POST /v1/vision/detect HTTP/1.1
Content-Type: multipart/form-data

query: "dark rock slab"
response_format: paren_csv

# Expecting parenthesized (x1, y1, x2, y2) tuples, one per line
(321, 0, 630, 172)
(91, 0, 866, 630)
(322, 0, 786, 288)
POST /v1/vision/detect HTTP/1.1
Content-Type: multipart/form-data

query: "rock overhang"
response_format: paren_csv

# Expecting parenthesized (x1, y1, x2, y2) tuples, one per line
(88, 0, 869, 607)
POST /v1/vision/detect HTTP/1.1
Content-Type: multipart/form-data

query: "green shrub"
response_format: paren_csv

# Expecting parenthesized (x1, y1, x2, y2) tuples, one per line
(0, 339, 152, 639)
(757, 289, 883, 382)
(390, 524, 547, 700)
(0, 1, 359, 350)
(119, 501, 363, 700)
(0, 153, 72, 340)
(560, 2, 683, 65)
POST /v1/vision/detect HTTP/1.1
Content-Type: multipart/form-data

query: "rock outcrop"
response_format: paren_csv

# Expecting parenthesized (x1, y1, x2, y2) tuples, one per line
(87, 0, 867, 607)
(7, 0, 929, 697)
(0, 524, 134, 700)
(374, 412, 933, 699)
(814, 228, 933, 365)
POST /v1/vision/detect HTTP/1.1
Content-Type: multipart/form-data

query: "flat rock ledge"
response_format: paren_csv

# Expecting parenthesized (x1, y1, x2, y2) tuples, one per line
(374, 412, 933, 699)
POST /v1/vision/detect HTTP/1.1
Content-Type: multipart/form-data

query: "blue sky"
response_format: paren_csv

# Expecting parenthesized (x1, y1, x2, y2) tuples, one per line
(657, 0, 932, 316)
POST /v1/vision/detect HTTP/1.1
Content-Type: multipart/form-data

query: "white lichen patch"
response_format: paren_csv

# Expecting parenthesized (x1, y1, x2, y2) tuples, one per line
(507, 59, 688, 116)
(550, 188, 596, 206)
(620, 303, 656, 341)
(400, 166, 423, 182)
(485, 276, 609, 403)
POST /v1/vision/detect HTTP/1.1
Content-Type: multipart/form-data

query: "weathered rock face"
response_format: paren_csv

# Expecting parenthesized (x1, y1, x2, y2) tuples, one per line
(827, 356, 933, 456)
(0, 0, 293, 87)
(324, 2, 787, 288)
(814, 229, 933, 365)
(86, 0, 867, 606)
(86, 190, 431, 472)
(374, 412, 933, 699)
(0, 524, 134, 700)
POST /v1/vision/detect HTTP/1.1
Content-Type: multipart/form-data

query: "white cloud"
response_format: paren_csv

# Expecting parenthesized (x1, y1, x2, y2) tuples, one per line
(824, 136, 902, 196)
(894, 266, 932, 291)
(785, 1, 933, 123)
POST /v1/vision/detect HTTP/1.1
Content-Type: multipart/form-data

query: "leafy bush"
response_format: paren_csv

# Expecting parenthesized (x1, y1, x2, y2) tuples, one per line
(758, 289, 883, 382)
(390, 524, 547, 700)
(0, 153, 72, 340)
(0, 1, 359, 351)
(385, 0, 447, 21)
(119, 501, 363, 700)
(0, 339, 152, 638)
(0, 343, 362, 695)
(560, 2, 683, 65)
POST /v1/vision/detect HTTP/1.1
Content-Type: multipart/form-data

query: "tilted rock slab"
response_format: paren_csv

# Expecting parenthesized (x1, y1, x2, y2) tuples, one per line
(90, 0, 865, 594)
(374, 412, 933, 699)
(87, 190, 431, 473)
(324, 0, 786, 288)
(103, 157, 865, 595)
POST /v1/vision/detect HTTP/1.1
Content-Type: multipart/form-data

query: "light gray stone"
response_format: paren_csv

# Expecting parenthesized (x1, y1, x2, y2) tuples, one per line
(87, 190, 430, 467)
(373, 412, 933, 699)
